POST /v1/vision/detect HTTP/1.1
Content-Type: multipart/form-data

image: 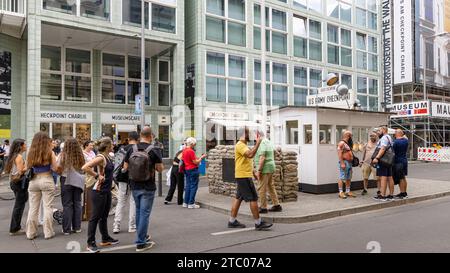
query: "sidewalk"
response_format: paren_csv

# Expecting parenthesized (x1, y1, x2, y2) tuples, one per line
(196, 178, 450, 224)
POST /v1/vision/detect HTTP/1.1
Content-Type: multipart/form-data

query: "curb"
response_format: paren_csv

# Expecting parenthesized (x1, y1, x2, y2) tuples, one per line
(197, 190, 450, 224)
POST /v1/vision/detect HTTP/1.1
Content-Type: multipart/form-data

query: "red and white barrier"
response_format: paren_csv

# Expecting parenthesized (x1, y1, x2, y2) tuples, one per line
(417, 147, 440, 162)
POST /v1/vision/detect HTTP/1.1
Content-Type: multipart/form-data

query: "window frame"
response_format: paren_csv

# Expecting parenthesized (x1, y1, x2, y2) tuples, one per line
(205, 51, 248, 104)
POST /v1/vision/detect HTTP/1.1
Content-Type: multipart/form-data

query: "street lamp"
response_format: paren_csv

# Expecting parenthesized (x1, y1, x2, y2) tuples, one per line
(423, 32, 450, 100)
(140, 0, 147, 131)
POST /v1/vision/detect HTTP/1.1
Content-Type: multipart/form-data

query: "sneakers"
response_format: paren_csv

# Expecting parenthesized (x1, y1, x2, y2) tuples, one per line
(346, 192, 356, 198)
(269, 205, 283, 212)
(188, 204, 200, 209)
(377, 191, 381, 195)
(136, 241, 156, 252)
(86, 243, 100, 253)
(113, 226, 120, 234)
(164, 201, 170, 205)
(259, 208, 268, 214)
(386, 195, 394, 201)
(255, 221, 273, 231)
(182, 203, 188, 208)
(9, 229, 25, 236)
(99, 237, 119, 247)
(128, 227, 137, 233)
(361, 189, 368, 195)
(62, 230, 71, 236)
(394, 192, 408, 199)
(74, 229, 82, 234)
(339, 192, 347, 199)
(228, 220, 246, 228)
(373, 195, 388, 202)
(146, 235, 152, 243)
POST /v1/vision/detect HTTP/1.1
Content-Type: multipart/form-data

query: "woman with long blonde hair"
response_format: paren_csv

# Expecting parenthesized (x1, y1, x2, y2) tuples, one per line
(57, 138, 85, 235)
(82, 137, 119, 253)
(26, 132, 58, 240)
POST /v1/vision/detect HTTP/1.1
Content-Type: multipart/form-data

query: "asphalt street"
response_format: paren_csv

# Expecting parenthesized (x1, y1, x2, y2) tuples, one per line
(0, 163, 448, 253)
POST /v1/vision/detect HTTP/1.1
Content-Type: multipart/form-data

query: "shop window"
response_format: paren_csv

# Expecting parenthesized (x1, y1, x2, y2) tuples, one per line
(336, 126, 348, 144)
(52, 123, 74, 142)
(158, 125, 170, 158)
(102, 124, 115, 139)
(304, 124, 312, 144)
(76, 124, 91, 145)
(319, 125, 332, 144)
(40, 123, 50, 135)
(286, 121, 299, 145)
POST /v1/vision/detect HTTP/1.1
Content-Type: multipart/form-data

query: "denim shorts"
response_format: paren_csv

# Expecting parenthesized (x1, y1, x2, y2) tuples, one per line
(338, 161, 352, 181)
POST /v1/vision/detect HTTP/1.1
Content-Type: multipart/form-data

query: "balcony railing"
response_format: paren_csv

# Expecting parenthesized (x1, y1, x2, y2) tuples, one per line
(0, 0, 25, 15)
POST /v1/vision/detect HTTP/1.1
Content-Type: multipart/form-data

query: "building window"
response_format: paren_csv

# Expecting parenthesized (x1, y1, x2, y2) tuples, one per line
(294, 66, 308, 106)
(319, 125, 332, 144)
(294, 0, 322, 14)
(355, 0, 377, 30)
(254, 60, 288, 106)
(152, 4, 176, 33)
(206, 52, 247, 104)
(326, 0, 352, 23)
(101, 53, 151, 105)
(43, 0, 76, 14)
(80, 0, 110, 20)
(425, 0, 433, 22)
(158, 60, 171, 106)
(327, 24, 352, 67)
(357, 76, 378, 111)
(426, 42, 434, 70)
(41, 46, 92, 102)
(356, 32, 378, 71)
(262, 7, 288, 55)
(294, 15, 323, 61)
(286, 121, 299, 145)
(123, 0, 149, 28)
(206, 0, 246, 47)
(304, 124, 313, 144)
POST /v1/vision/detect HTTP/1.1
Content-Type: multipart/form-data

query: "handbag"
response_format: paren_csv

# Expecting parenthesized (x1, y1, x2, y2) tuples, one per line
(343, 141, 360, 167)
(372, 136, 395, 168)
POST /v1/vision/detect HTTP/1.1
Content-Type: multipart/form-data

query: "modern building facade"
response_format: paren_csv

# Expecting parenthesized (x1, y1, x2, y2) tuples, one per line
(0, 0, 185, 158)
(387, 0, 450, 159)
(186, 0, 383, 153)
(1, 0, 386, 157)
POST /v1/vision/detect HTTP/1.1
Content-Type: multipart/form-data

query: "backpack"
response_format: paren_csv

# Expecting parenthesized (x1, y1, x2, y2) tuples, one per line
(113, 146, 128, 182)
(128, 144, 154, 182)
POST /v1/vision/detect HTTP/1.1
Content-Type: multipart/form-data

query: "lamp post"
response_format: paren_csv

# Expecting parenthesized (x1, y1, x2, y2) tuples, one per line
(140, 0, 146, 131)
(261, 0, 267, 136)
(423, 32, 450, 100)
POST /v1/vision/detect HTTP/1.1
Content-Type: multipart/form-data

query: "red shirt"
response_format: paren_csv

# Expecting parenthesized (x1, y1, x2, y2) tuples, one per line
(182, 147, 198, 170)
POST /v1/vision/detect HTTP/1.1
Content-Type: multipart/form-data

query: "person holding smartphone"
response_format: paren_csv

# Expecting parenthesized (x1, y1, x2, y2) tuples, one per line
(181, 137, 206, 209)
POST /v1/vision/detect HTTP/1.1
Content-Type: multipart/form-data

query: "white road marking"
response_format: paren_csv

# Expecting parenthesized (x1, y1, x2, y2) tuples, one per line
(211, 228, 255, 236)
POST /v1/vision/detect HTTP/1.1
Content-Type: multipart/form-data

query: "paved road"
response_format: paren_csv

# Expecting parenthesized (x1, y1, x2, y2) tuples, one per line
(0, 162, 448, 253)
(408, 162, 450, 181)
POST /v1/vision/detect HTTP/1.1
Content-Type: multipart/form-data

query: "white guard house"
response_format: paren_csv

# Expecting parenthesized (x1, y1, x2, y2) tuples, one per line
(269, 106, 391, 194)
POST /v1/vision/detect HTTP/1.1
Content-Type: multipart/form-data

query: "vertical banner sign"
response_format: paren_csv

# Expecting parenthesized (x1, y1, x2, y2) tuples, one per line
(0, 51, 11, 139)
(135, 94, 142, 115)
(382, 0, 393, 107)
(394, 0, 413, 84)
(445, 0, 450, 32)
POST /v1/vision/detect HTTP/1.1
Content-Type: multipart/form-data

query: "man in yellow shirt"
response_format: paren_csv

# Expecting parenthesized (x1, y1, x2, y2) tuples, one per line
(228, 127, 273, 231)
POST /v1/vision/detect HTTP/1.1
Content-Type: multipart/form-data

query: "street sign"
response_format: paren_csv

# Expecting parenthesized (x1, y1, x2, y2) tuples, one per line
(390, 100, 430, 118)
(135, 94, 142, 115)
(306, 90, 353, 109)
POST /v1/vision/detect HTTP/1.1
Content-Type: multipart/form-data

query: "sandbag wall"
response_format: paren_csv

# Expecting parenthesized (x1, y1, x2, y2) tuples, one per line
(207, 145, 299, 202)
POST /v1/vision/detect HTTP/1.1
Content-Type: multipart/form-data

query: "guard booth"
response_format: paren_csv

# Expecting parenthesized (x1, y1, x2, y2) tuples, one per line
(269, 106, 390, 194)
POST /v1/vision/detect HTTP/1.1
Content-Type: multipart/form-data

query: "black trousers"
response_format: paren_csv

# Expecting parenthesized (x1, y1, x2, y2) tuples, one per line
(60, 177, 83, 233)
(87, 190, 111, 244)
(165, 166, 185, 205)
(9, 180, 28, 233)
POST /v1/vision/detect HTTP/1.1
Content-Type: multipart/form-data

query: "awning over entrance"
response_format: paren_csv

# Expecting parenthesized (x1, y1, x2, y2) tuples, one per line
(208, 119, 262, 130)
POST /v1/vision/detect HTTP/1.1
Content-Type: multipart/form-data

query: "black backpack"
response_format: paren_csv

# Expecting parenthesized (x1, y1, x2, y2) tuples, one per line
(128, 144, 154, 182)
(113, 146, 128, 182)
